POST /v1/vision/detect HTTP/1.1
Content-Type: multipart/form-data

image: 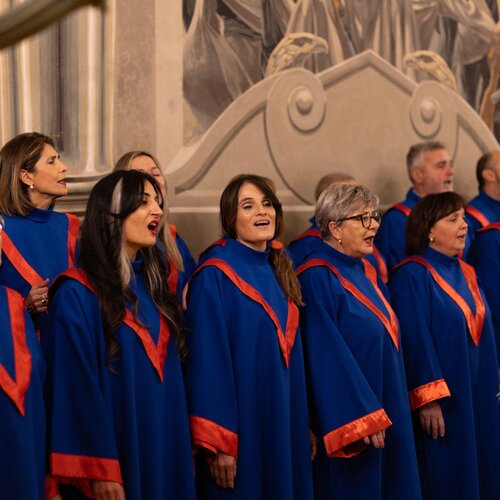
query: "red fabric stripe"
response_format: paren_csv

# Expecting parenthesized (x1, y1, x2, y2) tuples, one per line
(465, 206, 490, 227)
(66, 214, 80, 268)
(0, 288, 32, 416)
(190, 416, 238, 458)
(323, 408, 392, 458)
(167, 225, 179, 293)
(398, 257, 485, 346)
(50, 452, 122, 483)
(54, 269, 170, 380)
(477, 222, 500, 233)
(291, 229, 321, 242)
(297, 259, 399, 349)
(1, 232, 43, 287)
(372, 245, 388, 283)
(122, 312, 170, 382)
(391, 203, 411, 217)
(194, 259, 298, 367)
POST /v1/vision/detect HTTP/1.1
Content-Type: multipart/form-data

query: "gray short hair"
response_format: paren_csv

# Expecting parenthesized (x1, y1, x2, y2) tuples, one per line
(406, 141, 446, 182)
(316, 184, 379, 239)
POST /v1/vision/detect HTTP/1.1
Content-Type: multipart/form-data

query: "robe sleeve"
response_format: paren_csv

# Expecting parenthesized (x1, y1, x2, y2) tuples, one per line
(389, 264, 451, 410)
(185, 267, 239, 458)
(299, 267, 392, 458)
(46, 280, 122, 489)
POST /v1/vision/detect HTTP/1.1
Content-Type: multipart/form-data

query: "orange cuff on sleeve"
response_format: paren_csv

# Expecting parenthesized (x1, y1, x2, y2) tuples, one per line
(409, 378, 451, 411)
(324, 408, 392, 458)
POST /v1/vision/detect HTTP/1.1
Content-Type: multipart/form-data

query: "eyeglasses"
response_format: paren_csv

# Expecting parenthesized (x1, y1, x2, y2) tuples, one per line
(337, 211, 381, 228)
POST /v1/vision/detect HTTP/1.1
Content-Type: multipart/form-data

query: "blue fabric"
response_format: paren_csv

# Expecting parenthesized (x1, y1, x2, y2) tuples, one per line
(0, 207, 77, 335)
(175, 232, 196, 299)
(299, 242, 421, 500)
(389, 248, 500, 500)
(468, 227, 500, 362)
(0, 286, 45, 499)
(46, 259, 196, 500)
(374, 189, 420, 270)
(466, 190, 500, 240)
(185, 238, 313, 500)
(288, 216, 385, 277)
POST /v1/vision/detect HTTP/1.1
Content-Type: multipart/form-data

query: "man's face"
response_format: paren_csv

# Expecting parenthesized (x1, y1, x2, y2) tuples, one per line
(412, 148, 454, 195)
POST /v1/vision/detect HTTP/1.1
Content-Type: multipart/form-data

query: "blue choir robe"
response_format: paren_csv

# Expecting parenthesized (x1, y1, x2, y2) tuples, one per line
(465, 190, 500, 240)
(45, 260, 196, 500)
(185, 238, 313, 500)
(0, 207, 79, 334)
(165, 225, 196, 300)
(0, 286, 45, 498)
(288, 216, 388, 281)
(389, 247, 500, 500)
(467, 223, 500, 361)
(298, 243, 421, 500)
(374, 189, 419, 270)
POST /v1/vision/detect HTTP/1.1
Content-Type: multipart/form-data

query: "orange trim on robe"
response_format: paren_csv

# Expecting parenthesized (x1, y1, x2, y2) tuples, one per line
(372, 245, 388, 283)
(291, 228, 321, 243)
(398, 257, 485, 346)
(167, 225, 180, 293)
(323, 408, 392, 458)
(297, 259, 399, 349)
(50, 452, 123, 484)
(193, 258, 299, 367)
(478, 222, 500, 233)
(465, 206, 490, 228)
(391, 203, 411, 217)
(408, 378, 451, 411)
(53, 269, 171, 381)
(1, 232, 43, 287)
(190, 415, 238, 458)
(0, 288, 32, 416)
(66, 214, 80, 268)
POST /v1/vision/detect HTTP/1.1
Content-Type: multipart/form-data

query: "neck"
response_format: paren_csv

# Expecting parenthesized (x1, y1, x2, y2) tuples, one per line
(483, 184, 500, 201)
(428, 242, 459, 258)
(236, 238, 267, 252)
(30, 192, 55, 211)
(412, 185, 426, 197)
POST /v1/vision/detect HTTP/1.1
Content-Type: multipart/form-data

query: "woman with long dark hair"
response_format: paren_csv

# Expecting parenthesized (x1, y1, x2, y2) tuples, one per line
(45, 170, 195, 499)
(185, 174, 313, 499)
(390, 192, 500, 499)
(114, 150, 196, 301)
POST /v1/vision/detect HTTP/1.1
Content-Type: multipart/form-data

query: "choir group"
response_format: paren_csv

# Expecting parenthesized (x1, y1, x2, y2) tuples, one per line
(0, 132, 499, 500)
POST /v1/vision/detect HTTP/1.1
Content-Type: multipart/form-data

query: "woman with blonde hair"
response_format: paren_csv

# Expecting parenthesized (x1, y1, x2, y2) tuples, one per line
(114, 151, 195, 300)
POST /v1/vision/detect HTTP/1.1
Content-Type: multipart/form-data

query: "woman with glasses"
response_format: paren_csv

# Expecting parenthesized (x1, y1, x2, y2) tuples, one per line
(390, 192, 500, 500)
(0, 215, 46, 499)
(297, 183, 421, 499)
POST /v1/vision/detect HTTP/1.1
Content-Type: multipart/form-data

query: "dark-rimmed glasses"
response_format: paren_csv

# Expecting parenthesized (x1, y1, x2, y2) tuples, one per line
(337, 211, 381, 228)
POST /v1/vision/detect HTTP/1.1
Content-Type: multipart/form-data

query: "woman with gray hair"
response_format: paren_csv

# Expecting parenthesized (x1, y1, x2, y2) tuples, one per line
(297, 183, 421, 499)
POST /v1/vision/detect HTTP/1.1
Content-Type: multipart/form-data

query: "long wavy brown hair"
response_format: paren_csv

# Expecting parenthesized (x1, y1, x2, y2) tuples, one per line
(220, 174, 303, 306)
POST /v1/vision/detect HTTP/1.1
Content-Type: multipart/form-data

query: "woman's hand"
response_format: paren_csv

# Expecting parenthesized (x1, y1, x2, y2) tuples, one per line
(209, 451, 237, 489)
(419, 401, 445, 439)
(91, 480, 125, 500)
(25, 278, 50, 314)
(363, 429, 385, 448)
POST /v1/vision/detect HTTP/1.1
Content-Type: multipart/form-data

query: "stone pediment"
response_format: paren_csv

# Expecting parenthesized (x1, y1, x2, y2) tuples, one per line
(167, 50, 498, 256)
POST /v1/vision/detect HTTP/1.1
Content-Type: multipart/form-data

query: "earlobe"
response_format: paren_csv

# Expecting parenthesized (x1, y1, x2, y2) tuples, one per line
(19, 169, 34, 187)
(329, 221, 341, 241)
